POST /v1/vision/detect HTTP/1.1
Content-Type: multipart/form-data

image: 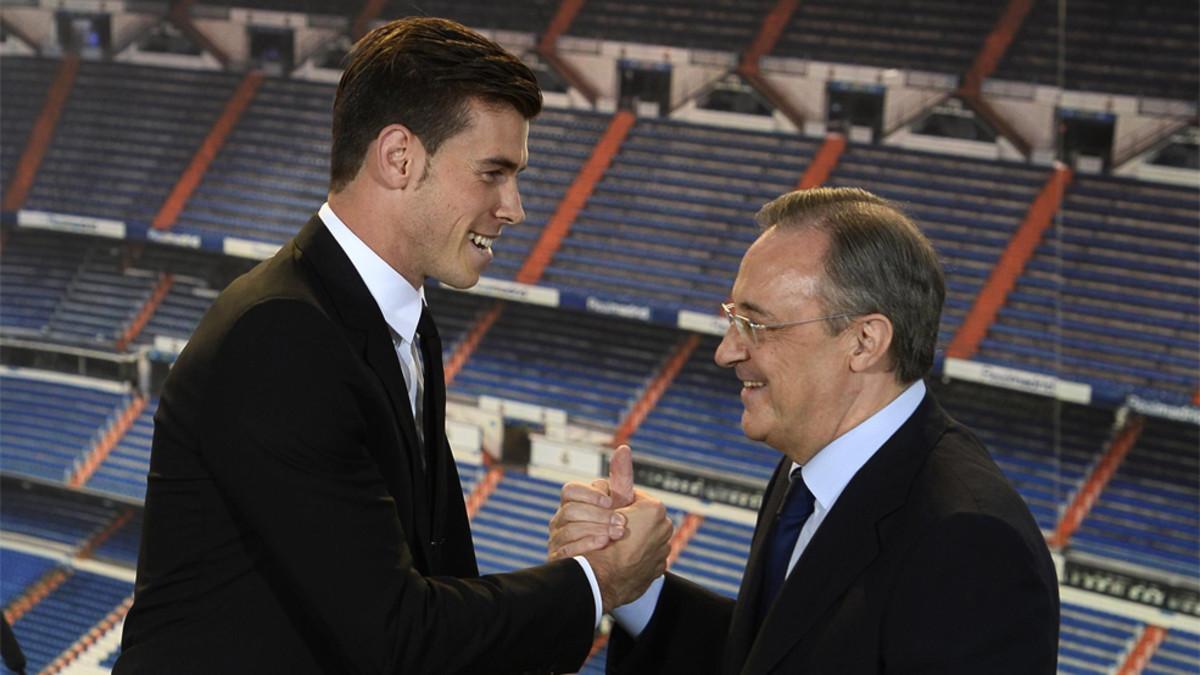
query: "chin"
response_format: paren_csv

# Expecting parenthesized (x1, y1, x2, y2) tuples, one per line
(740, 414, 769, 443)
(437, 267, 483, 290)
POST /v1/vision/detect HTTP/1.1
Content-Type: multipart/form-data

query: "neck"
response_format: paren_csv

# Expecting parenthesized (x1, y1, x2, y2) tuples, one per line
(327, 188, 423, 290)
(786, 375, 907, 465)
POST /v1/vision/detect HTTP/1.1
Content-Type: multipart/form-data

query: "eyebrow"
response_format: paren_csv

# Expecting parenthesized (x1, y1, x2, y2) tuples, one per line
(736, 300, 775, 321)
(478, 157, 526, 173)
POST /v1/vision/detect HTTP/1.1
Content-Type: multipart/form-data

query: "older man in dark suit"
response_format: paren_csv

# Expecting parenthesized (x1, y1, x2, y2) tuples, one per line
(550, 187, 1060, 674)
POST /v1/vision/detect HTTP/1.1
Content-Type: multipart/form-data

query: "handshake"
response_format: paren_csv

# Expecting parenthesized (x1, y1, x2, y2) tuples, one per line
(547, 444, 674, 613)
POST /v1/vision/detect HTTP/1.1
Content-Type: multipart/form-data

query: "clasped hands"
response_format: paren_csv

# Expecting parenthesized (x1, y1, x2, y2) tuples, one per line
(548, 444, 673, 613)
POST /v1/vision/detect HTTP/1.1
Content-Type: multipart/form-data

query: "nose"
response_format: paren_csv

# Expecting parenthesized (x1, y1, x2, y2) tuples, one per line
(714, 326, 748, 369)
(497, 179, 525, 226)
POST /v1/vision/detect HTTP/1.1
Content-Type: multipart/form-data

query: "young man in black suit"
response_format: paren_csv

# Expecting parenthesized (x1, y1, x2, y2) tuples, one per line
(550, 187, 1060, 673)
(117, 18, 671, 673)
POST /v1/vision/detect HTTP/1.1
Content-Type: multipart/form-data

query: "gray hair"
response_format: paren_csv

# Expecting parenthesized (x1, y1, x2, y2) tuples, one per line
(755, 187, 945, 383)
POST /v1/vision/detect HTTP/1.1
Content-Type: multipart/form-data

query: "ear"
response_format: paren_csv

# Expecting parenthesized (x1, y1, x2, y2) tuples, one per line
(847, 313, 894, 374)
(372, 123, 426, 190)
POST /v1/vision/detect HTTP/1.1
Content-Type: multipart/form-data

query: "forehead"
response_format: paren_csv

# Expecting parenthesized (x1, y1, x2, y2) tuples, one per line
(731, 227, 828, 311)
(444, 99, 529, 156)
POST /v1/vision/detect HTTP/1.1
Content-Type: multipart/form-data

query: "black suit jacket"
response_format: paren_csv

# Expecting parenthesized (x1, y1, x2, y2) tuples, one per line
(608, 392, 1059, 674)
(117, 216, 594, 674)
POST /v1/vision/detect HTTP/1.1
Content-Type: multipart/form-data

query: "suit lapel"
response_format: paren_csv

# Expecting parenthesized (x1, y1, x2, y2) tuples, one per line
(744, 394, 948, 674)
(293, 216, 434, 569)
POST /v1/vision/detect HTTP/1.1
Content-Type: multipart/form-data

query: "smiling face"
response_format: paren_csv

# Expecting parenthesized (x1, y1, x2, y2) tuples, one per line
(715, 226, 861, 464)
(404, 98, 528, 289)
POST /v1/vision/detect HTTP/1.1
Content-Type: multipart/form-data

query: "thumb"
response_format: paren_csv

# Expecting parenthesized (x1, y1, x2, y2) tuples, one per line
(608, 444, 635, 508)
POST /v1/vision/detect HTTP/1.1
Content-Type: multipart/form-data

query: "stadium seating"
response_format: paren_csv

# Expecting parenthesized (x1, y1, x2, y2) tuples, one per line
(86, 399, 156, 501)
(450, 301, 676, 428)
(1072, 417, 1200, 579)
(1, 12, 1198, 671)
(0, 547, 57, 607)
(0, 56, 59, 193)
(89, 510, 144, 567)
(132, 245, 228, 348)
(772, 0, 1002, 75)
(542, 118, 817, 312)
(1146, 627, 1200, 674)
(7, 564, 133, 674)
(993, 0, 1199, 101)
(1056, 602, 1141, 673)
(978, 175, 1200, 405)
(566, 0, 774, 53)
(457, 458, 487, 499)
(24, 61, 239, 226)
(132, 278, 218, 348)
(0, 230, 91, 339)
(0, 229, 223, 350)
(192, 0, 355, 16)
(670, 515, 754, 599)
(0, 372, 130, 483)
(383, 0, 560, 35)
(928, 378, 1110, 533)
(485, 107, 610, 280)
(469, 471, 564, 575)
(427, 285, 496, 353)
(826, 142, 1046, 349)
(630, 335, 778, 483)
(174, 76, 334, 243)
(0, 482, 128, 550)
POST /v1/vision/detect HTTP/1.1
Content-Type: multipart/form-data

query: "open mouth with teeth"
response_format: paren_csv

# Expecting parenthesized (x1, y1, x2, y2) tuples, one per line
(469, 232, 495, 253)
(742, 381, 765, 389)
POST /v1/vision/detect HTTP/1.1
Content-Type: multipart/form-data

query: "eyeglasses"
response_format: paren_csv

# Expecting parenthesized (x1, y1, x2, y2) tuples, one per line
(721, 302, 854, 345)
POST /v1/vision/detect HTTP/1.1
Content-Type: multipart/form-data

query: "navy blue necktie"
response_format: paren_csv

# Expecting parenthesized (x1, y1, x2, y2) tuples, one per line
(759, 467, 815, 623)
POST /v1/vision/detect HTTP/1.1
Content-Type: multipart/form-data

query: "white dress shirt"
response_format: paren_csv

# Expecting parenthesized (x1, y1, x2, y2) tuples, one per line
(318, 203, 603, 628)
(614, 380, 927, 637)
(319, 202, 424, 415)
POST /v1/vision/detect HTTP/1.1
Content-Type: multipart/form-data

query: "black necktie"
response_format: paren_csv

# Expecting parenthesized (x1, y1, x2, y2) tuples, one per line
(758, 467, 815, 624)
(415, 303, 441, 463)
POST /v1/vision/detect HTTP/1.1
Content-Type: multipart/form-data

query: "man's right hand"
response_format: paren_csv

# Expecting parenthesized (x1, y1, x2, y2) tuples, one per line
(584, 490, 672, 613)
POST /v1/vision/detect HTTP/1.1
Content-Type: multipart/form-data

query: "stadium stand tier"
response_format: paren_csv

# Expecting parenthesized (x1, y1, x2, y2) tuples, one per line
(772, 0, 1002, 75)
(566, 0, 774, 53)
(1145, 627, 1200, 674)
(24, 61, 239, 227)
(0, 56, 59, 194)
(192, 0, 356, 16)
(825, 142, 1046, 350)
(173, 76, 335, 244)
(450, 300, 677, 428)
(470, 471, 576, 576)
(383, 0, 560, 34)
(1, 3, 1198, 669)
(1057, 602, 1141, 674)
(0, 371, 130, 483)
(992, 0, 1200, 101)
(85, 398, 156, 501)
(481, 107, 610, 280)
(1072, 416, 1200, 579)
(977, 176, 1200, 405)
(6, 559, 133, 674)
(542, 117, 817, 313)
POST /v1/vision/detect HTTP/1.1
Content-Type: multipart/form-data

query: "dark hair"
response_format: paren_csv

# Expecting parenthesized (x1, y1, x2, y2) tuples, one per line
(329, 17, 542, 192)
(756, 187, 946, 383)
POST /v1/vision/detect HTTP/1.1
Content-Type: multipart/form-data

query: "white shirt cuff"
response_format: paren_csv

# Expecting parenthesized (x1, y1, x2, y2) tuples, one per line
(611, 574, 664, 638)
(572, 556, 603, 629)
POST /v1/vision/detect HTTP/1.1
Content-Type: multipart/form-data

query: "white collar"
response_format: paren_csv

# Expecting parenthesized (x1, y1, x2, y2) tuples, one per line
(318, 202, 423, 343)
(796, 379, 926, 513)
